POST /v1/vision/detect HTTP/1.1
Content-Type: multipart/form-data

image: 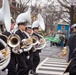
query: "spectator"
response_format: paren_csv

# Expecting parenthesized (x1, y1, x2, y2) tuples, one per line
(68, 24, 76, 62)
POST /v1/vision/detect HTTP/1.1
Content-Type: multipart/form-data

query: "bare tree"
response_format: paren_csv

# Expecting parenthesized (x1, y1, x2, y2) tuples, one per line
(9, 0, 31, 19)
(10, 0, 40, 21)
(41, 0, 64, 34)
(57, 0, 76, 24)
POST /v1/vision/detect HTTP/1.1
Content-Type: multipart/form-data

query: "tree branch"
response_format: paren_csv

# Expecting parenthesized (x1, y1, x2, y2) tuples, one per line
(57, 0, 70, 10)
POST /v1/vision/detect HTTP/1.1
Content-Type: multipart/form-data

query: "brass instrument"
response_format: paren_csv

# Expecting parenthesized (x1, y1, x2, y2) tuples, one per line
(32, 34, 46, 51)
(31, 35, 39, 45)
(32, 13, 46, 51)
(8, 34, 20, 54)
(21, 37, 33, 52)
(13, 7, 32, 52)
(0, 0, 11, 70)
(0, 0, 11, 32)
(36, 34, 46, 50)
(0, 35, 11, 70)
(7, 33, 33, 53)
(13, 7, 31, 33)
(16, 7, 31, 25)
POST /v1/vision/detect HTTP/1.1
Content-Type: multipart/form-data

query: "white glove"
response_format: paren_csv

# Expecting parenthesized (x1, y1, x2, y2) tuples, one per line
(12, 47, 17, 53)
(5, 69, 8, 74)
(18, 49, 23, 53)
(0, 52, 4, 59)
(26, 55, 30, 59)
(22, 39, 27, 42)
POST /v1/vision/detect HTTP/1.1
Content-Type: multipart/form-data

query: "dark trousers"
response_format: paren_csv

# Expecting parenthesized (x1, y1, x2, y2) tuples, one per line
(32, 51, 40, 72)
(25, 52, 33, 71)
(70, 72, 76, 75)
(68, 51, 72, 62)
(17, 52, 28, 75)
(7, 53, 17, 75)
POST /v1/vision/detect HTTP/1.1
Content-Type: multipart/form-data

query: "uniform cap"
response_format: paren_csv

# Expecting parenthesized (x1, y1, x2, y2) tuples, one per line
(25, 25, 32, 29)
(32, 20, 39, 29)
(71, 24, 76, 28)
(26, 25, 31, 28)
(17, 22, 25, 26)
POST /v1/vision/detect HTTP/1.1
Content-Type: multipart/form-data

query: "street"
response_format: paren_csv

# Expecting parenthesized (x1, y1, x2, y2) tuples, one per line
(0, 41, 68, 75)
(40, 41, 67, 62)
(36, 41, 69, 75)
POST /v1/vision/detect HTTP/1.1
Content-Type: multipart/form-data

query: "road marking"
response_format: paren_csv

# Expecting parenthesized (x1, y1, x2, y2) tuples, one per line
(36, 57, 68, 75)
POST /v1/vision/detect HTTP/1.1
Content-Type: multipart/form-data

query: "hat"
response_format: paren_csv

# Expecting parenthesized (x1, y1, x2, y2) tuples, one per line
(25, 25, 32, 30)
(17, 22, 26, 26)
(32, 21, 39, 29)
(71, 24, 76, 28)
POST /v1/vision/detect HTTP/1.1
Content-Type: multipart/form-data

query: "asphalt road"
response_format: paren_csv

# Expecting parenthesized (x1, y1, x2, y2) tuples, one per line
(40, 41, 66, 61)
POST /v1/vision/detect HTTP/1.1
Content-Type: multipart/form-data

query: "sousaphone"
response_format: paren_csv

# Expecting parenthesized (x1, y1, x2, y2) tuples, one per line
(0, 0, 11, 70)
(0, 34, 11, 70)
(16, 7, 31, 25)
(13, 7, 32, 52)
(32, 13, 46, 50)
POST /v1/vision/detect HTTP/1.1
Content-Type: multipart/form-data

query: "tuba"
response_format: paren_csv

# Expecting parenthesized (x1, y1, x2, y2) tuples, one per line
(0, 35, 11, 70)
(16, 7, 31, 25)
(0, 0, 11, 70)
(12, 7, 32, 52)
(8, 34, 20, 48)
(36, 34, 46, 50)
(21, 32, 33, 52)
(0, 0, 11, 32)
(10, 10, 32, 54)
(31, 35, 39, 46)
(7, 34, 21, 54)
(13, 7, 31, 34)
(31, 34, 46, 50)
(32, 13, 46, 50)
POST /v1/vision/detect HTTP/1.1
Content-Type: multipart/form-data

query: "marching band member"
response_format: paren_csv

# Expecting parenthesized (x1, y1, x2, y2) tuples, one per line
(2, 19, 18, 75)
(29, 13, 45, 75)
(15, 21, 30, 75)
(14, 6, 32, 75)
(25, 25, 33, 35)
(32, 25, 42, 75)
(25, 25, 34, 74)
